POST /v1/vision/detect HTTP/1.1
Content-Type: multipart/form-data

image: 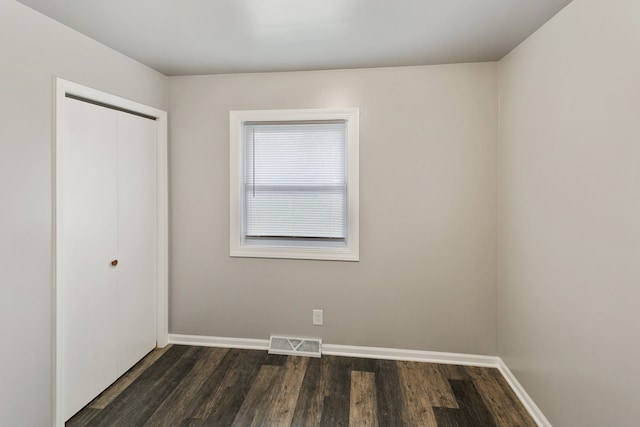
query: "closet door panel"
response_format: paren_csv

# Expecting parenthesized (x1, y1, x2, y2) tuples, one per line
(116, 112, 158, 376)
(60, 98, 119, 419)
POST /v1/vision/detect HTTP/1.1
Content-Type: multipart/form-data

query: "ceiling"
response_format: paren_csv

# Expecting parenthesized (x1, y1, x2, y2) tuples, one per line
(18, 0, 573, 76)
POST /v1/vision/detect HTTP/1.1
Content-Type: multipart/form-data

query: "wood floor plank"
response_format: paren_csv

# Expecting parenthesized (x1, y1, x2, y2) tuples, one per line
(452, 379, 497, 426)
(142, 347, 229, 426)
(467, 367, 523, 427)
(433, 379, 497, 427)
(88, 345, 199, 427)
(438, 363, 472, 381)
(89, 345, 172, 410)
(396, 361, 438, 427)
(290, 356, 324, 427)
(349, 371, 378, 427)
(374, 359, 407, 427)
(176, 348, 243, 425)
(344, 355, 377, 373)
(320, 356, 351, 427)
(263, 355, 310, 427)
(245, 363, 285, 427)
(66, 408, 100, 427)
(201, 349, 267, 425)
(421, 363, 458, 409)
(431, 407, 471, 427)
(231, 364, 281, 426)
(264, 353, 288, 366)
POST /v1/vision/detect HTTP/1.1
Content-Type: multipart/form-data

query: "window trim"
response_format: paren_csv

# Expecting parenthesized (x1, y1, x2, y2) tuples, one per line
(230, 108, 359, 261)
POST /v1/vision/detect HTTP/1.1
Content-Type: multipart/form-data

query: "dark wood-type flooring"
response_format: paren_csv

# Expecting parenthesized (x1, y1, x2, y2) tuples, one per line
(67, 345, 536, 426)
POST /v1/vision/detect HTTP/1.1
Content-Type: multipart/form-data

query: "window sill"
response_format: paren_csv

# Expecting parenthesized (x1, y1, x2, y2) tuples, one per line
(230, 244, 359, 262)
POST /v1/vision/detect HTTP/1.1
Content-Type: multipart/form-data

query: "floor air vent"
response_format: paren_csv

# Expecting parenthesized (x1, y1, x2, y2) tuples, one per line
(268, 335, 322, 358)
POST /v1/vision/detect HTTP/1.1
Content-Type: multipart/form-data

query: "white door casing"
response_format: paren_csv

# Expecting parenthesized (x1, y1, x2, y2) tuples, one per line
(54, 78, 168, 426)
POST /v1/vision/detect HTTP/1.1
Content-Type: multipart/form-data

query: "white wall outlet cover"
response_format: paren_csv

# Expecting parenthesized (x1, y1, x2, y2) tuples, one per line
(313, 309, 323, 325)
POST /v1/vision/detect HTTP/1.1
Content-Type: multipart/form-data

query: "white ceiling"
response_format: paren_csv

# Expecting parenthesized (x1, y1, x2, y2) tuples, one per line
(18, 0, 573, 76)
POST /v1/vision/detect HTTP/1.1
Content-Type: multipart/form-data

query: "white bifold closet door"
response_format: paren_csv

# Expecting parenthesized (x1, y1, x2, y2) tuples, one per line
(59, 97, 157, 420)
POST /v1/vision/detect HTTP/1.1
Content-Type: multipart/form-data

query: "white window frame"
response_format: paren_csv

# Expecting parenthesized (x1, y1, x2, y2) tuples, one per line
(230, 108, 359, 261)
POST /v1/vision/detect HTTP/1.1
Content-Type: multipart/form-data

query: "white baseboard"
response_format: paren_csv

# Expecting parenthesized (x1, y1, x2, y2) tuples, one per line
(168, 334, 549, 426)
(497, 359, 552, 427)
(168, 334, 499, 367)
(168, 333, 269, 350)
(322, 343, 500, 367)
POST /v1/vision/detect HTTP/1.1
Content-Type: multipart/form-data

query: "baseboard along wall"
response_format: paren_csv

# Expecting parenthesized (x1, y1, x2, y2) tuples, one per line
(167, 334, 551, 427)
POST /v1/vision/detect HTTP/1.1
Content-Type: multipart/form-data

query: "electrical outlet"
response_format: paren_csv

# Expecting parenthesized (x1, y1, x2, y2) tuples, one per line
(313, 309, 323, 326)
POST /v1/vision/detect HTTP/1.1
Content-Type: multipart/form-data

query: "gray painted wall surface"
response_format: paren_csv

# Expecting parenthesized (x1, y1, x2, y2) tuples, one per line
(168, 64, 499, 355)
(498, 0, 640, 425)
(0, 2, 167, 425)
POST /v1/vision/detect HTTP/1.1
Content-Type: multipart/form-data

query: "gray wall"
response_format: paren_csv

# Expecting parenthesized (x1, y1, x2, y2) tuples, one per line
(168, 64, 499, 355)
(0, 2, 167, 425)
(498, 0, 640, 425)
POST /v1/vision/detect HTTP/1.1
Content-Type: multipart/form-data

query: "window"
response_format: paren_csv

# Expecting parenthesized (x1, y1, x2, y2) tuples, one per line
(230, 108, 359, 261)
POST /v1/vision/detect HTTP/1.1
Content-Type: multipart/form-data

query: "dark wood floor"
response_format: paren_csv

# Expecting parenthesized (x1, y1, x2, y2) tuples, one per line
(67, 345, 536, 427)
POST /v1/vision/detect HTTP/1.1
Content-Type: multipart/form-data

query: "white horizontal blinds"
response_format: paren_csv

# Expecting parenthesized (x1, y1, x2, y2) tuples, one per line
(243, 121, 347, 241)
